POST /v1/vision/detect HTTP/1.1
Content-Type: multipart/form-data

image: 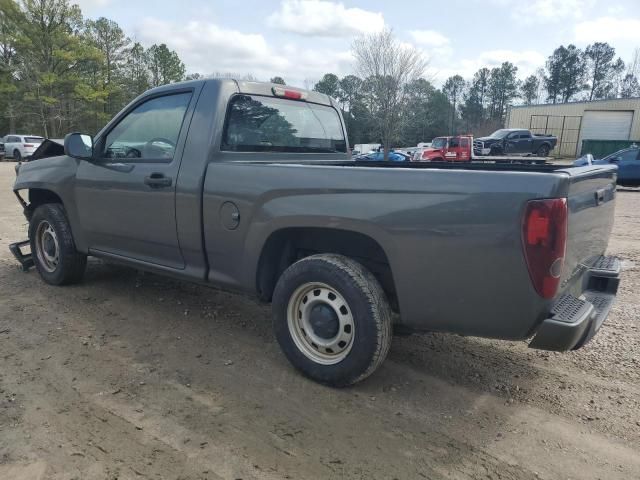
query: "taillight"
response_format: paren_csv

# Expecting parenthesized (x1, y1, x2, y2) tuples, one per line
(24, 144, 34, 148)
(272, 86, 307, 100)
(522, 198, 568, 299)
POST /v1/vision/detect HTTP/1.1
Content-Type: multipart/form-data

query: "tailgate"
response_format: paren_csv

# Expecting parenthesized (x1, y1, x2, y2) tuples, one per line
(560, 164, 617, 293)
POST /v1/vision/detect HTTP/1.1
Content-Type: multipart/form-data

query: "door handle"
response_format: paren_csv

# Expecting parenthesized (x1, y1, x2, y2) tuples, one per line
(144, 173, 172, 188)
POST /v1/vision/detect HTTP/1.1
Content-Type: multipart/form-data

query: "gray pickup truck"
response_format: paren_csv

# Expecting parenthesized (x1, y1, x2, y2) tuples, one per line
(11, 79, 620, 386)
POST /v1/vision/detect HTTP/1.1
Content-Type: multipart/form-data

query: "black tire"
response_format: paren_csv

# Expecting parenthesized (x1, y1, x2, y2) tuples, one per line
(537, 144, 550, 157)
(29, 203, 87, 285)
(13, 149, 21, 162)
(272, 254, 392, 387)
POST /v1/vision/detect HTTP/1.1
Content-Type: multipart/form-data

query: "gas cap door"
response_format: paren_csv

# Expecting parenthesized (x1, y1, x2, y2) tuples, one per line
(220, 201, 240, 230)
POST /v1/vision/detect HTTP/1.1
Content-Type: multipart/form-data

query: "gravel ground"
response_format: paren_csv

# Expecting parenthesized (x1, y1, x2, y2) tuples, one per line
(0, 162, 638, 480)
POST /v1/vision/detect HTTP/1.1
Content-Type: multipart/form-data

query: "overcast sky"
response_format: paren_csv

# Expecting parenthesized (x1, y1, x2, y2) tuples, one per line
(74, 0, 640, 87)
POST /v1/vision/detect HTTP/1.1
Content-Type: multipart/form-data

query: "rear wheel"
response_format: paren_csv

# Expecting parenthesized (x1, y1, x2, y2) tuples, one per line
(13, 149, 21, 162)
(29, 203, 87, 285)
(272, 254, 393, 387)
(537, 144, 550, 157)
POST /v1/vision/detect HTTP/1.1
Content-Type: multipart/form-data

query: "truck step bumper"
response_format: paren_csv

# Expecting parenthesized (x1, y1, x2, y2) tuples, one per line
(529, 256, 620, 351)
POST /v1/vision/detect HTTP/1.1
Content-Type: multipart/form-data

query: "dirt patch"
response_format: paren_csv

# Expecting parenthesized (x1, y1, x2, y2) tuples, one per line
(0, 163, 638, 479)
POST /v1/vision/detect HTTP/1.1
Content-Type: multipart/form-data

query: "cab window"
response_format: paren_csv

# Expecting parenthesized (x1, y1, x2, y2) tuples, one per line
(222, 95, 347, 153)
(102, 92, 192, 161)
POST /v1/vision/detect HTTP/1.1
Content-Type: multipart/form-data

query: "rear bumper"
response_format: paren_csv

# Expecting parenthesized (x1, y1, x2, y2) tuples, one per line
(529, 256, 620, 351)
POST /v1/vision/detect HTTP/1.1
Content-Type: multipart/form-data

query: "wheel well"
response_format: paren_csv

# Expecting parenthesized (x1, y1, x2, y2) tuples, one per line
(256, 227, 397, 308)
(27, 189, 63, 218)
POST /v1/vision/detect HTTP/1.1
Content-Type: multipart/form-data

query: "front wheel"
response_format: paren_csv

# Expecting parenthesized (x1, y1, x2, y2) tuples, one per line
(272, 254, 393, 387)
(29, 203, 87, 285)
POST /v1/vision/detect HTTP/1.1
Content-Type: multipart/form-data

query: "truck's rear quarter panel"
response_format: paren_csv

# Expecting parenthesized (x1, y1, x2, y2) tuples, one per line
(203, 162, 573, 340)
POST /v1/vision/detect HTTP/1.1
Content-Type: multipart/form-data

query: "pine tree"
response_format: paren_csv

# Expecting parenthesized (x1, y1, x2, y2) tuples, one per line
(521, 75, 539, 105)
(584, 42, 625, 100)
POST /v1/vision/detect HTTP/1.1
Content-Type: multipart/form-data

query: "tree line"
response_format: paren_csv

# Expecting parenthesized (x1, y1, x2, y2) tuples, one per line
(0, 0, 185, 137)
(1, 0, 639, 147)
(314, 43, 640, 146)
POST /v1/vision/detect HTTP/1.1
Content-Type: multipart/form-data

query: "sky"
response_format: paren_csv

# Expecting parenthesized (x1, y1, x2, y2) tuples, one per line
(74, 0, 640, 87)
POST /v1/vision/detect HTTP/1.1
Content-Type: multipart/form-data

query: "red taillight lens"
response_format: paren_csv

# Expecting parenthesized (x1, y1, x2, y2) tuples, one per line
(24, 144, 34, 148)
(522, 198, 568, 299)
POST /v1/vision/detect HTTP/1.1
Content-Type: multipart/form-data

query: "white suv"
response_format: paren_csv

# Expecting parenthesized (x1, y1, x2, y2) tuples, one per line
(4, 134, 44, 161)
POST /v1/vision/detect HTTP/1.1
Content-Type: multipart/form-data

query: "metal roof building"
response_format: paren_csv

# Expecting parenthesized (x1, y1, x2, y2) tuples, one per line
(506, 97, 640, 156)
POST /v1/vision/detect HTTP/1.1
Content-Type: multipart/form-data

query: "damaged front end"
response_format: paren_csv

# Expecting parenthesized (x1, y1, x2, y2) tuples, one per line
(10, 189, 34, 272)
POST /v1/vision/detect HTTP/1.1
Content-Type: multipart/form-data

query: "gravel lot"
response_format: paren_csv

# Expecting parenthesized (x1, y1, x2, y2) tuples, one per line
(0, 162, 638, 480)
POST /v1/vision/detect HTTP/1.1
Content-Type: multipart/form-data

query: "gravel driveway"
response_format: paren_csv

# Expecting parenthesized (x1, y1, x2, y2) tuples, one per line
(0, 162, 638, 479)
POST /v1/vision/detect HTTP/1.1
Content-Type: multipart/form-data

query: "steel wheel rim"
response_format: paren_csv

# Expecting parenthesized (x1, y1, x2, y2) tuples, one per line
(35, 220, 59, 273)
(287, 282, 355, 365)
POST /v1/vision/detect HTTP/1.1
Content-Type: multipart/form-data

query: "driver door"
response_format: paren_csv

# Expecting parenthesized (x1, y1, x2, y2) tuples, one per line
(504, 131, 523, 154)
(75, 90, 195, 269)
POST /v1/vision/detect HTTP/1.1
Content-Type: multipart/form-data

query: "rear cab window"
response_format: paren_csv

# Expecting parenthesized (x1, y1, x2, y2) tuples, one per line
(222, 95, 346, 153)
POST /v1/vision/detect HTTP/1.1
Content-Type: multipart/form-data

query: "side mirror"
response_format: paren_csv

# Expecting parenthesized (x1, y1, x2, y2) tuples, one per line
(609, 157, 620, 164)
(64, 133, 93, 160)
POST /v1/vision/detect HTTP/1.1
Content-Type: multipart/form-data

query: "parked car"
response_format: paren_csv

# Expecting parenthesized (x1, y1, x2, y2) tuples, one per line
(11, 79, 620, 386)
(353, 143, 381, 156)
(574, 146, 640, 186)
(0, 136, 5, 161)
(4, 134, 44, 161)
(473, 129, 557, 157)
(358, 150, 408, 161)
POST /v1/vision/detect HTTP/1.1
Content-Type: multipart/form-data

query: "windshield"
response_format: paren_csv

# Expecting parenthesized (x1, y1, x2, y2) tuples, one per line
(431, 137, 447, 148)
(488, 129, 511, 139)
(223, 94, 347, 153)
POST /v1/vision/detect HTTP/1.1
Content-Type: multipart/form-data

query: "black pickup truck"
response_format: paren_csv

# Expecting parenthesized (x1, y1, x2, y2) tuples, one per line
(474, 129, 557, 157)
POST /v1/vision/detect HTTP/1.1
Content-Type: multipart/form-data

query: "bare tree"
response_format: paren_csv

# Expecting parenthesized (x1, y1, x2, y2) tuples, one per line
(628, 48, 640, 77)
(352, 29, 427, 160)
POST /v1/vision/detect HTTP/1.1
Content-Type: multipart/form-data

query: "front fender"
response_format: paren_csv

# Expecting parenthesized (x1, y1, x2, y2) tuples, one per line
(13, 156, 87, 252)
